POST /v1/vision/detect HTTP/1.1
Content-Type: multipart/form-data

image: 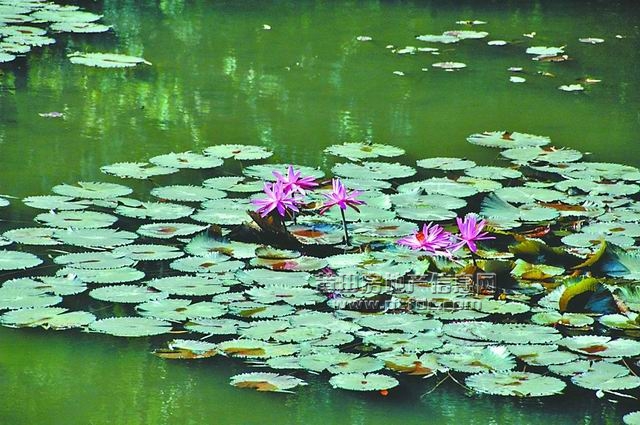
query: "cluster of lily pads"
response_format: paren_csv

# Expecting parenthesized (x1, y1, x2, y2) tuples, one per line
(360, 19, 608, 91)
(2, 134, 640, 422)
(0, 0, 149, 68)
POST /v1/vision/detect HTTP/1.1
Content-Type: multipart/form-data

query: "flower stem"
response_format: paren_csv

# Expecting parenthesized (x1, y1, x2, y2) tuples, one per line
(340, 208, 350, 246)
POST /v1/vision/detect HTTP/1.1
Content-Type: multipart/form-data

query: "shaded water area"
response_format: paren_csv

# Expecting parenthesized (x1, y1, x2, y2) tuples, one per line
(1, 0, 640, 424)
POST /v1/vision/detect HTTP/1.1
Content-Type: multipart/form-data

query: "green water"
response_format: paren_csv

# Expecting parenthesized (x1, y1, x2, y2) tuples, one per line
(1, 1, 639, 424)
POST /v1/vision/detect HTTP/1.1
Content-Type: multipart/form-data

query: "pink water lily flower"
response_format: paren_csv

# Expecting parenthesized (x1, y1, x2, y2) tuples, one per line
(451, 214, 494, 253)
(319, 178, 365, 214)
(397, 222, 454, 255)
(273, 165, 319, 196)
(251, 181, 300, 218)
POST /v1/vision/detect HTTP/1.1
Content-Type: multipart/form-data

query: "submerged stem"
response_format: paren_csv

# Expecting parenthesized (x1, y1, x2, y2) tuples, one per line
(340, 208, 350, 246)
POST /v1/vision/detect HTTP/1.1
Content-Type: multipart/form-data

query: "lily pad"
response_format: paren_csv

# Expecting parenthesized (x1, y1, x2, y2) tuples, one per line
(230, 372, 307, 393)
(100, 162, 178, 179)
(467, 131, 551, 148)
(0, 250, 42, 271)
(203, 144, 273, 160)
(52, 181, 132, 200)
(89, 317, 172, 337)
(466, 371, 566, 397)
(329, 373, 399, 391)
(149, 152, 223, 169)
(68, 52, 151, 68)
(324, 143, 404, 161)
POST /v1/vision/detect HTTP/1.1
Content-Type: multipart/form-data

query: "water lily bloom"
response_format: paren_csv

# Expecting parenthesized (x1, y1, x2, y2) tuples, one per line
(397, 223, 453, 255)
(319, 178, 365, 214)
(451, 214, 494, 253)
(251, 181, 300, 218)
(272, 165, 318, 196)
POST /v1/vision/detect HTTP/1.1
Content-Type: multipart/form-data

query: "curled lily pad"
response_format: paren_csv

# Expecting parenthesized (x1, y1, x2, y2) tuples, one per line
(3, 227, 60, 245)
(100, 162, 178, 179)
(68, 52, 151, 68)
(150, 185, 226, 202)
(467, 131, 551, 148)
(89, 317, 171, 337)
(147, 276, 229, 296)
(0, 250, 42, 270)
(203, 144, 273, 160)
(466, 371, 566, 397)
(89, 285, 167, 303)
(230, 372, 307, 393)
(35, 211, 117, 229)
(332, 161, 416, 180)
(324, 143, 404, 161)
(329, 373, 399, 391)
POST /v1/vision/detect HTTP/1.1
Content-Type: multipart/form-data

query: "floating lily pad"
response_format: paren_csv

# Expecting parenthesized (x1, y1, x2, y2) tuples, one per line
(218, 338, 298, 358)
(3, 227, 60, 245)
(112, 244, 183, 261)
(170, 255, 244, 274)
(54, 251, 133, 269)
(0, 307, 94, 330)
(89, 317, 171, 337)
(69, 52, 151, 68)
(22, 195, 88, 211)
(0, 250, 42, 271)
(332, 161, 416, 180)
(137, 222, 207, 239)
(329, 373, 399, 391)
(531, 311, 594, 327)
(507, 344, 579, 366)
(150, 185, 226, 202)
(51, 22, 110, 33)
(439, 345, 516, 373)
(243, 164, 324, 180)
(52, 181, 132, 200)
(137, 299, 227, 321)
(416, 157, 476, 171)
(560, 336, 640, 357)
(101, 162, 178, 179)
(35, 210, 117, 229)
(467, 131, 551, 148)
(466, 371, 566, 397)
(203, 144, 273, 160)
(116, 202, 194, 220)
(147, 276, 229, 296)
(572, 362, 640, 392)
(56, 267, 145, 284)
(149, 152, 223, 169)
(89, 285, 166, 303)
(54, 228, 137, 248)
(230, 372, 307, 393)
(155, 339, 218, 359)
(32, 9, 102, 22)
(250, 256, 328, 272)
(325, 143, 405, 161)
(0, 287, 62, 310)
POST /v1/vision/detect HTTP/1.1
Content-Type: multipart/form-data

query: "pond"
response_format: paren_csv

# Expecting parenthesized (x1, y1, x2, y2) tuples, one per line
(1, 0, 640, 424)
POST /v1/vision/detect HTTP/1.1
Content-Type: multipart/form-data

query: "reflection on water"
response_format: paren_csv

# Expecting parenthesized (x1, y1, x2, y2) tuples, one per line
(1, 0, 640, 424)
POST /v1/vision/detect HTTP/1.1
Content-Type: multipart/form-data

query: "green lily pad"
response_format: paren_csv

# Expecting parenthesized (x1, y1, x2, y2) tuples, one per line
(466, 371, 566, 397)
(22, 195, 88, 211)
(69, 52, 151, 68)
(137, 222, 207, 239)
(329, 373, 399, 391)
(89, 317, 172, 337)
(52, 181, 132, 200)
(3, 227, 60, 245)
(150, 185, 226, 202)
(324, 143, 404, 161)
(416, 157, 476, 171)
(332, 161, 416, 180)
(137, 299, 227, 321)
(0, 250, 43, 271)
(100, 162, 178, 179)
(35, 211, 117, 229)
(203, 144, 273, 160)
(54, 251, 134, 269)
(116, 202, 194, 220)
(467, 131, 551, 148)
(56, 267, 145, 284)
(230, 372, 307, 393)
(54, 228, 137, 248)
(147, 276, 229, 296)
